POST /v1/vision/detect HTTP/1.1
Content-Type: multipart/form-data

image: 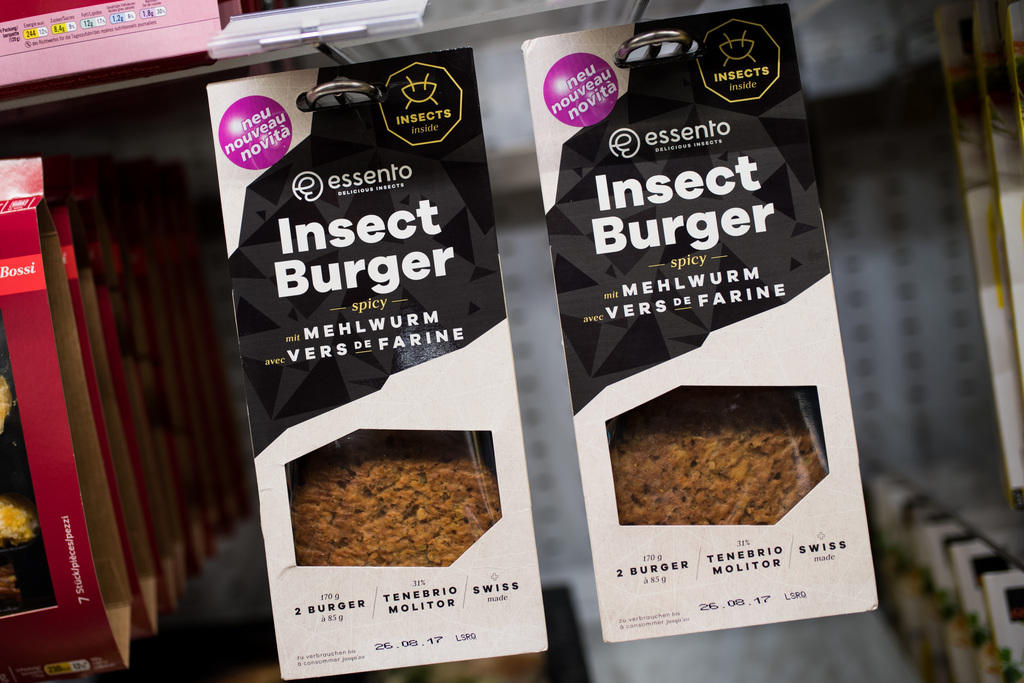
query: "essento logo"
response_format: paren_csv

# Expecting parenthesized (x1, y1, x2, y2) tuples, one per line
(292, 171, 324, 202)
(608, 120, 732, 158)
(608, 127, 642, 159)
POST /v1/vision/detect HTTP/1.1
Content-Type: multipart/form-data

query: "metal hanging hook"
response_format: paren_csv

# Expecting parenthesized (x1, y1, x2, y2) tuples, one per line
(297, 76, 383, 111)
(295, 41, 382, 111)
(614, 28, 698, 68)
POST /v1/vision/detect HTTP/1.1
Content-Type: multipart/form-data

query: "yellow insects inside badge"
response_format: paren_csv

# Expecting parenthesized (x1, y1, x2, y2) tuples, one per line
(698, 18, 781, 103)
(719, 30, 757, 66)
(401, 73, 439, 109)
(381, 61, 463, 144)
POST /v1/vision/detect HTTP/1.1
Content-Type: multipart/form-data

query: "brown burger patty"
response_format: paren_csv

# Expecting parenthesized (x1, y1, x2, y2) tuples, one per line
(610, 387, 827, 526)
(291, 431, 501, 567)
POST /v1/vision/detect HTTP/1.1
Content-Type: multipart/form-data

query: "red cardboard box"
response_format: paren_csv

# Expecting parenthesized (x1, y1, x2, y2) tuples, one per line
(44, 156, 161, 636)
(73, 158, 186, 605)
(100, 161, 207, 572)
(0, 157, 131, 680)
(157, 165, 249, 524)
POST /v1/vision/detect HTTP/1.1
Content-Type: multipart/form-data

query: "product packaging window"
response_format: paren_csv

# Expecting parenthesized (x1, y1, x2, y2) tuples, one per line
(289, 429, 501, 568)
(607, 386, 827, 527)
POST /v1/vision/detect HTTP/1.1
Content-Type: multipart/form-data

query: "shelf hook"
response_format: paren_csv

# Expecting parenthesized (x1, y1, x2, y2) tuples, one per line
(297, 41, 383, 111)
(614, 28, 699, 68)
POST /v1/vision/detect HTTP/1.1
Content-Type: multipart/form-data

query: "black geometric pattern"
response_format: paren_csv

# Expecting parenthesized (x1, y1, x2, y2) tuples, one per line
(549, 6, 830, 412)
(228, 49, 506, 453)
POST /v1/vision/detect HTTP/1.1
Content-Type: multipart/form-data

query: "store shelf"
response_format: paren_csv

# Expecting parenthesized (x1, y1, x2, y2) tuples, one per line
(883, 464, 1024, 571)
(0, 0, 909, 115)
(815, 58, 1024, 572)
(0, 0, 638, 114)
(0, 47, 304, 115)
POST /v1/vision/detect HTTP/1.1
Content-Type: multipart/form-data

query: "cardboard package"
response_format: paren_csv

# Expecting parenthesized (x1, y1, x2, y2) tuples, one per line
(981, 569, 1024, 682)
(207, 48, 548, 677)
(94, 159, 204, 575)
(42, 156, 160, 636)
(910, 513, 970, 683)
(972, 0, 1024, 510)
(152, 164, 248, 529)
(72, 158, 185, 607)
(949, 537, 1012, 683)
(0, 157, 131, 680)
(113, 163, 219, 557)
(523, 4, 876, 641)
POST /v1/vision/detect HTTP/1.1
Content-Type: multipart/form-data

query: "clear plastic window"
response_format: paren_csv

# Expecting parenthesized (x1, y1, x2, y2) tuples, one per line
(607, 386, 828, 526)
(289, 429, 500, 567)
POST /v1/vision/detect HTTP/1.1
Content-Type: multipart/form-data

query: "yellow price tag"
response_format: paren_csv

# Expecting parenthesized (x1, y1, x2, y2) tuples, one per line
(43, 660, 90, 675)
(43, 663, 72, 675)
